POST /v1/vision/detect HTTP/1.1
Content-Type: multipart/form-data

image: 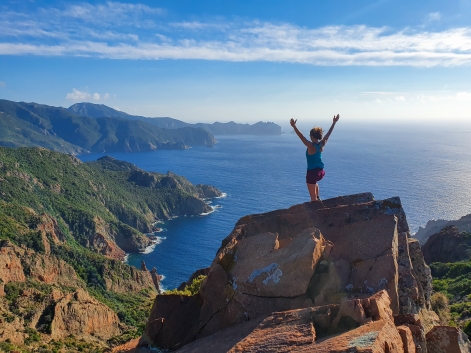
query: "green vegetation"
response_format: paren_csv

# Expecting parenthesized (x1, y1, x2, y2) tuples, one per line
(0, 99, 215, 153)
(0, 147, 215, 253)
(0, 146, 220, 349)
(165, 275, 207, 296)
(430, 256, 471, 336)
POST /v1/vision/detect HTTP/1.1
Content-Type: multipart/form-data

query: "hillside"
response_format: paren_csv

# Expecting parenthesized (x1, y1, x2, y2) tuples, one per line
(68, 102, 282, 135)
(0, 147, 222, 352)
(0, 99, 216, 154)
(421, 225, 471, 337)
(0, 147, 221, 257)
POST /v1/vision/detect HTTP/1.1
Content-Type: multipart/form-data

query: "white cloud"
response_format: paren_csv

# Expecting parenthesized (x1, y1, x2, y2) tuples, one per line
(456, 91, 471, 100)
(428, 12, 441, 21)
(362, 91, 406, 95)
(3, 5, 471, 67)
(54, 2, 164, 24)
(395, 96, 406, 101)
(66, 88, 109, 101)
(66, 88, 91, 100)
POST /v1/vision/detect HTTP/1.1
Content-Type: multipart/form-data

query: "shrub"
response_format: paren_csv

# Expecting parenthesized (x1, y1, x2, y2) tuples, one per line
(464, 320, 471, 339)
(431, 292, 451, 324)
(165, 275, 206, 296)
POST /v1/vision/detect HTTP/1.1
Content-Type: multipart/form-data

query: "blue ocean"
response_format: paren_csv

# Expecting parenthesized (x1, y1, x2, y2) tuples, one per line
(79, 123, 471, 290)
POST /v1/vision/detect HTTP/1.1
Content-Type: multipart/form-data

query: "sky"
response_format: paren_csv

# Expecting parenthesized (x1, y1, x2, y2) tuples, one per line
(1, 0, 471, 124)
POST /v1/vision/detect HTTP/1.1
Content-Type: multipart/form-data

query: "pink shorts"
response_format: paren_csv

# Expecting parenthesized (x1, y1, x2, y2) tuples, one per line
(306, 168, 325, 184)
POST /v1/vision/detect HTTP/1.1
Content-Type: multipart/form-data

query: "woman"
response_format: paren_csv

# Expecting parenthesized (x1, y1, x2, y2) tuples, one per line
(290, 114, 339, 201)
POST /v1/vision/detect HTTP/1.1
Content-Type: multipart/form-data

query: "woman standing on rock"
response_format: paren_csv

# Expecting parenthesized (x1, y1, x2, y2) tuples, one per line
(290, 114, 339, 202)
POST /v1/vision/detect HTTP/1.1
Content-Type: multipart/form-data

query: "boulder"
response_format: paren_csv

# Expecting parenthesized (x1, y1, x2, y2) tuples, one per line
(141, 294, 203, 350)
(426, 326, 471, 353)
(422, 226, 471, 264)
(397, 325, 416, 353)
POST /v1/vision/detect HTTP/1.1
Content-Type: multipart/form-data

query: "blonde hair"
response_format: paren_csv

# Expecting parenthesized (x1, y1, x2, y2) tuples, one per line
(310, 127, 323, 140)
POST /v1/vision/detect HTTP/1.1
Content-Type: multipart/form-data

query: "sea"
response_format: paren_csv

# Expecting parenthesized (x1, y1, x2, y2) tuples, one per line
(78, 122, 471, 290)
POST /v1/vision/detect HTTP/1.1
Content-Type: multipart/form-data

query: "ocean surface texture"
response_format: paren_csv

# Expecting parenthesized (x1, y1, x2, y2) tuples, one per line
(79, 124, 471, 289)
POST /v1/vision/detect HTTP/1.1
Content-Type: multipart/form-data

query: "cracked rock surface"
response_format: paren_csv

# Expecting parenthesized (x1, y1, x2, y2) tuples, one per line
(140, 193, 454, 352)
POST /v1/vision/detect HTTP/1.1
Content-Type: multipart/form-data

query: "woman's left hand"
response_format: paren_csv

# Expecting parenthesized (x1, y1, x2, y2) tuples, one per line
(290, 118, 297, 127)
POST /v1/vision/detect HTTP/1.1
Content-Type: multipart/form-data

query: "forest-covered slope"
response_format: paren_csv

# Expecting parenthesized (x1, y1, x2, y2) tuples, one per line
(68, 102, 282, 135)
(0, 100, 216, 154)
(0, 147, 221, 352)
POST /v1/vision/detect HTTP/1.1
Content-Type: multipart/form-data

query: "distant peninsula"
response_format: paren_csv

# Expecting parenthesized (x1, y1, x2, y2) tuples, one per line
(69, 102, 282, 136)
(0, 99, 216, 154)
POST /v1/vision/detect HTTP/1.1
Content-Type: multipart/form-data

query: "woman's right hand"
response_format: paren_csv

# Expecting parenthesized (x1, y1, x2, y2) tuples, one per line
(290, 118, 297, 127)
(333, 114, 340, 123)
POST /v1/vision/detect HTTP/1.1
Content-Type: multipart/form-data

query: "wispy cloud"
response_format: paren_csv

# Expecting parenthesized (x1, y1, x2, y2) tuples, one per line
(66, 88, 109, 101)
(428, 12, 441, 21)
(2, 3, 471, 66)
(0, 81, 6, 87)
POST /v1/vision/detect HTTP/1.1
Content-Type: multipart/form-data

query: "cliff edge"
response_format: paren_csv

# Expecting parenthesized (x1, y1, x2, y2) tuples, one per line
(136, 193, 469, 353)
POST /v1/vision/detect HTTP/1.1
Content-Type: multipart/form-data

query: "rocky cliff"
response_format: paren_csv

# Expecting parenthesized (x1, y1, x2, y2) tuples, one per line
(422, 225, 471, 264)
(0, 204, 159, 352)
(138, 193, 469, 353)
(415, 214, 471, 245)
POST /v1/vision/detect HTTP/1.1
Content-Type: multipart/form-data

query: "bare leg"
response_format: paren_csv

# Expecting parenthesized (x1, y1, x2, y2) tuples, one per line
(315, 184, 320, 200)
(307, 183, 318, 202)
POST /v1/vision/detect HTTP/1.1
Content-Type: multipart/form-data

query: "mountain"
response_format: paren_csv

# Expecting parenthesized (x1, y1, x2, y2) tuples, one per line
(0, 147, 222, 351)
(0, 99, 215, 154)
(194, 120, 282, 135)
(68, 102, 282, 135)
(69, 102, 188, 129)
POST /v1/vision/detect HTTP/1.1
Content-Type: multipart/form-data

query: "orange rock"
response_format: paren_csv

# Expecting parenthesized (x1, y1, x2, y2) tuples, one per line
(50, 289, 122, 341)
(143, 195, 432, 351)
(0, 241, 26, 285)
(303, 320, 404, 353)
(397, 325, 416, 353)
(426, 326, 471, 353)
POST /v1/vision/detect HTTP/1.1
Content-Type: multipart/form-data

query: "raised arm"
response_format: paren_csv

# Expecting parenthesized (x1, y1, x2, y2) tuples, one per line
(321, 114, 339, 146)
(290, 119, 311, 148)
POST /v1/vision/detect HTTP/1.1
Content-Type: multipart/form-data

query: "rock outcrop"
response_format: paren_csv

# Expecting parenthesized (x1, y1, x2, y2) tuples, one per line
(50, 289, 122, 341)
(415, 214, 471, 245)
(421, 225, 471, 264)
(0, 239, 156, 346)
(426, 326, 471, 353)
(0, 240, 82, 289)
(141, 193, 454, 352)
(174, 291, 440, 353)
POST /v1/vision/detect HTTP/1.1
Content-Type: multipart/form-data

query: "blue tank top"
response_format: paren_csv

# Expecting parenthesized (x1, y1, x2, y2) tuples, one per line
(306, 142, 324, 170)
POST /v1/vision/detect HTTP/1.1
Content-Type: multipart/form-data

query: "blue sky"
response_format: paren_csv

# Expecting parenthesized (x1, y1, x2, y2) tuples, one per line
(1, 0, 471, 124)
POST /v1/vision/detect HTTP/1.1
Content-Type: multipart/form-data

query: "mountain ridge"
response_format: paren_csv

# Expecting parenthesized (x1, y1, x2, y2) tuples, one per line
(68, 102, 282, 135)
(0, 99, 215, 154)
